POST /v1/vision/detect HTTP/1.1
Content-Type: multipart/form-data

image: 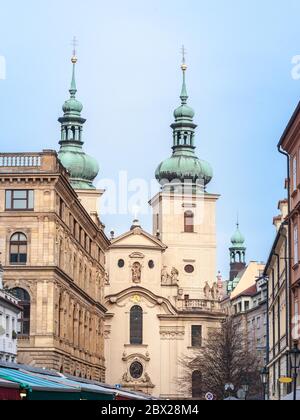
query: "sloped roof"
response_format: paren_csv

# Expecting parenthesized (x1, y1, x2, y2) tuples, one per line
(233, 284, 257, 300)
(110, 226, 167, 251)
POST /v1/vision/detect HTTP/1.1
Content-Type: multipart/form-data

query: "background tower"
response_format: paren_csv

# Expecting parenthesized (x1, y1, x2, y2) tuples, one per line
(229, 221, 246, 281)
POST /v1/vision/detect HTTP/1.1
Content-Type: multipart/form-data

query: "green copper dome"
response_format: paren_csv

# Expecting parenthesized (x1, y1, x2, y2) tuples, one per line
(156, 59, 213, 189)
(58, 146, 99, 190)
(174, 104, 195, 119)
(155, 149, 213, 185)
(231, 224, 246, 248)
(57, 56, 99, 190)
(62, 97, 83, 115)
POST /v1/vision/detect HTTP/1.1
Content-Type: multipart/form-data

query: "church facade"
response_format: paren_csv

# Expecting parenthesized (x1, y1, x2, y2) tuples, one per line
(104, 60, 224, 399)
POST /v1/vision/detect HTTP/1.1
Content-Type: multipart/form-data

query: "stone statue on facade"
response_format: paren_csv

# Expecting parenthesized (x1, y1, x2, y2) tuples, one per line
(132, 262, 142, 284)
(204, 282, 211, 300)
(104, 271, 110, 285)
(171, 268, 179, 285)
(161, 266, 169, 285)
(211, 282, 219, 301)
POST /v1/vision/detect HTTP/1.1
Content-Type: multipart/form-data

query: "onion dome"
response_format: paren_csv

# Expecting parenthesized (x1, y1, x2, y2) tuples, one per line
(155, 53, 213, 190)
(231, 223, 246, 248)
(57, 55, 99, 190)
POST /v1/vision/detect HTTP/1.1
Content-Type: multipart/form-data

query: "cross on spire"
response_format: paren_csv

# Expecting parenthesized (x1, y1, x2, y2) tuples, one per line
(181, 45, 187, 65)
(71, 36, 78, 58)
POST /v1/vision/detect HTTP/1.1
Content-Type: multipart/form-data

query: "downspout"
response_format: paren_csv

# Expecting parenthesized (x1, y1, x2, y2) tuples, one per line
(277, 146, 292, 381)
(265, 274, 270, 366)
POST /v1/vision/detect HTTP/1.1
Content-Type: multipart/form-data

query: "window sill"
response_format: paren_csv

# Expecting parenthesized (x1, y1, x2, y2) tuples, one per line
(124, 344, 148, 348)
(9, 264, 27, 267)
(182, 232, 198, 234)
(188, 346, 203, 350)
(5, 209, 34, 212)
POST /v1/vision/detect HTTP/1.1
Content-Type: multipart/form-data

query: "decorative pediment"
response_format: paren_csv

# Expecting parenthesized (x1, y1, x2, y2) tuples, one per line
(122, 352, 150, 362)
(105, 286, 178, 316)
(110, 228, 167, 251)
(129, 252, 145, 259)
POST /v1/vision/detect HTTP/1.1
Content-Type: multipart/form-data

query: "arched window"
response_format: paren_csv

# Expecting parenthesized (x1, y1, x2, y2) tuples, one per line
(10, 233, 27, 265)
(10, 288, 30, 336)
(184, 211, 194, 233)
(192, 371, 202, 399)
(130, 306, 143, 345)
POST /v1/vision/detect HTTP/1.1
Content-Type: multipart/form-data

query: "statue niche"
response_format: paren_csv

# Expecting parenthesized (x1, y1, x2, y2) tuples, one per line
(132, 262, 142, 284)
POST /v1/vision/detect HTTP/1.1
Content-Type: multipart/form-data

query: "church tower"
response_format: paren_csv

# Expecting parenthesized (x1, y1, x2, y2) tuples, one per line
(58, 50, 103, 222)
(229, 222, 246, 281)
(150, 52, 219, 294)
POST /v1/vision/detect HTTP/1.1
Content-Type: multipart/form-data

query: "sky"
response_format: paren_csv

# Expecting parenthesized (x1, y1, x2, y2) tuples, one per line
(0, 0, 299, 277)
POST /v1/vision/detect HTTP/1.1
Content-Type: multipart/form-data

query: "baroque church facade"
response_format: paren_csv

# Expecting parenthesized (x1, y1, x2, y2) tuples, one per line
(104, 61, 224, 399)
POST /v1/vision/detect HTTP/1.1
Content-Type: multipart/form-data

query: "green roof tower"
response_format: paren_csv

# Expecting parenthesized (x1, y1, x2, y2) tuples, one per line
(58, 51, 99, 190)
(155, 49, 213, 191)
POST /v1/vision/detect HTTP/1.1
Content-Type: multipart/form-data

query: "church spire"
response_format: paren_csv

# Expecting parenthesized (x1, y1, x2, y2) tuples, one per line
(57, 40, 99, 190)
(69, 37, 78, 97)
(180, 46, 188, 104)
(70, 57, 77, 97)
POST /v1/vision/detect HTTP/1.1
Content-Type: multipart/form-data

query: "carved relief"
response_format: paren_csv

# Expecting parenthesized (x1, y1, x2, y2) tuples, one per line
(129, 252, 145, 260)
(121, 355, 154, 389)
(161, 266, 179, 286)
(160, 326, 185, 340)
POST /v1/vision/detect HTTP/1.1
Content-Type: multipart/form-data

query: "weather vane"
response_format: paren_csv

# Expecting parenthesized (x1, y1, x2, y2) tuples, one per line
(71, 36, 78, 63)
(181, 45, 187, 71)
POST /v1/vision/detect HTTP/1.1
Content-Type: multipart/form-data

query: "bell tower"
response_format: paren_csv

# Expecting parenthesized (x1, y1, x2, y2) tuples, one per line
(150, 49, 219, 294)
(57, 42, 104, 222)
(229, 222, 246, 281)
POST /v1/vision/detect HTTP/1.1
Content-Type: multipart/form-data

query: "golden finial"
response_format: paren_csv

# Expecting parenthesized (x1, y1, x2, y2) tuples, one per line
(181, 45, 188, 71)
(71, 36, 78, 64)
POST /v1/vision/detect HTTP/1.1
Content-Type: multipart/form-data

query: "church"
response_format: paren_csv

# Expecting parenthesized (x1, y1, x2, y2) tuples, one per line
(104, 58, 224, 399)
(0, 49, 224, 399)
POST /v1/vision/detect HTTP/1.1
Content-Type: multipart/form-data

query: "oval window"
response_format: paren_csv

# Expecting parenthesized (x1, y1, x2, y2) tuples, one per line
(185, 265, 195, 274)
(148, 260, 155, 269)
(118, 259, 125, 268)
(130, 361, 144, 379)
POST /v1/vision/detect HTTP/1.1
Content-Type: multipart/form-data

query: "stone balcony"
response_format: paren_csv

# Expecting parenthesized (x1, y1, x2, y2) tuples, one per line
(177, 298, 223, 313)
(0, 150, 65, 175)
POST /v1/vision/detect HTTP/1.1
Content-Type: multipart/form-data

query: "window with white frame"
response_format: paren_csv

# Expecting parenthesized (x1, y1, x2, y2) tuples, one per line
(293, 156, 298, 191)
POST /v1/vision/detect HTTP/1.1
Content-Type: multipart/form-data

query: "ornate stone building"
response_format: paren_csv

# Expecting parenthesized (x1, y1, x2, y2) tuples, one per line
(104, 59, 224, 399)
(264, 200, 289, 400)
(0, 55, 109, 380)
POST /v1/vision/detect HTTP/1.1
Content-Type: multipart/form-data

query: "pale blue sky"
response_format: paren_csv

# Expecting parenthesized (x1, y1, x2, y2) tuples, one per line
(0, 0, 299, 277)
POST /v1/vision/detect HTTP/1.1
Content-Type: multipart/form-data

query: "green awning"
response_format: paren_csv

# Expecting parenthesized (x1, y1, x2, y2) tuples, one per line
(0, 368, 80, 400)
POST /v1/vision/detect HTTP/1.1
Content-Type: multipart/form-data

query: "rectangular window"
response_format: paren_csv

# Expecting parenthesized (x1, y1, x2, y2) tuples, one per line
(294, 224, 299, 265)
(5, 315, 9, 337)
(293, 156, 298, 191)
(191, 325, 202, 348)
(5, 190, 34, 210)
